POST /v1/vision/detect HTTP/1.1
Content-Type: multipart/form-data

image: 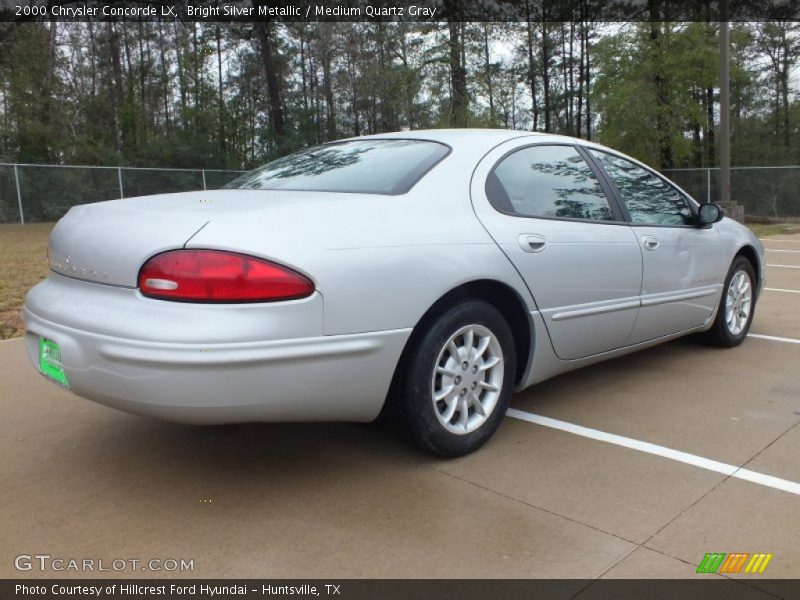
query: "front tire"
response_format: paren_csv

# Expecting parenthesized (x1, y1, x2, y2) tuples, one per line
(392, 299, 516, 457)
(705, 256, 756, 347)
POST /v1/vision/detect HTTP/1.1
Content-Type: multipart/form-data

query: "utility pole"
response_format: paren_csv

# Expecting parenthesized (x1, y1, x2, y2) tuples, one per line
(719, 1, 730, 206)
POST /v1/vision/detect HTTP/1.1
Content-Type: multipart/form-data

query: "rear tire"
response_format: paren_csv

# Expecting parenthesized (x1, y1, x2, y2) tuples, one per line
(705, 256, 756, 347)
(391, 299, 516, 457)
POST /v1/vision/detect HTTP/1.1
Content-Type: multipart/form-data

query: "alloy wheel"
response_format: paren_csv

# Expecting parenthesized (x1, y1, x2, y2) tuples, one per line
(725, 269, 753, 336)
(431, 324, 504, 435)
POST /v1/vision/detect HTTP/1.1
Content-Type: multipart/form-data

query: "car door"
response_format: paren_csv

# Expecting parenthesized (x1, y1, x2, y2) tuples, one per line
(471, 141, 643, 361)
(587, 149, 728, 344)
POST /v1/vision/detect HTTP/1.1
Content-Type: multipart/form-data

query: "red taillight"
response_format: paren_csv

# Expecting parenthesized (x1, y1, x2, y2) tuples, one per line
(138, 250, 314, 303)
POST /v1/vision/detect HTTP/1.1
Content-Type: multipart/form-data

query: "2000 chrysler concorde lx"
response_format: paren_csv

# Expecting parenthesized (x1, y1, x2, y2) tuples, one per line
(24, 129, 764, 456)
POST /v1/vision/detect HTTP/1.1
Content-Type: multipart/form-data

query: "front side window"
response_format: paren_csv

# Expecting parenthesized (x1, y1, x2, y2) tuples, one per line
(487, 145, 614, 221)
(224, 139, 449, 195)
(590, 150, 694, 226)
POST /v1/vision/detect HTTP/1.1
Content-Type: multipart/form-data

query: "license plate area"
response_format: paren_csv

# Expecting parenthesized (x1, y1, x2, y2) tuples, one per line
(39, 338, 69, 387)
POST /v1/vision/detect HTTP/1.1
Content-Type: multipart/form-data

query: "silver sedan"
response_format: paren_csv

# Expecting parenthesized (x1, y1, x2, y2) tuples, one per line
(24, 129, 765, 456)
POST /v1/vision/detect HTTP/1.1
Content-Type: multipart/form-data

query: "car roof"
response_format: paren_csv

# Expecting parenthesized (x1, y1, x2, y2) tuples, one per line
(341, 128, 591, 150)
(363, 128, 534, 143)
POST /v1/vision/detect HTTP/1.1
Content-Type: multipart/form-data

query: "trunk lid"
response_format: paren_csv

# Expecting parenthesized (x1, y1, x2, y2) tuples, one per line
(48, 188, 427, 289)
(48, 190, 274, 287)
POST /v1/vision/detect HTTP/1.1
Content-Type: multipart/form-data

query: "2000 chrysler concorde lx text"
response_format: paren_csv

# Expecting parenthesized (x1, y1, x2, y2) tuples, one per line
(24, 129, 765, 456)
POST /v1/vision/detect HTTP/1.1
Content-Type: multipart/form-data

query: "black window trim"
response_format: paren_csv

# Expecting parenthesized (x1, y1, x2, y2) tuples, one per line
(584, 147, 701, 229)
(485, 141, 629, 225)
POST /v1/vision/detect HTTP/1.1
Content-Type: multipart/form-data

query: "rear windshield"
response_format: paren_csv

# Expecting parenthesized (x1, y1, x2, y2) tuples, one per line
(224, 139, 450, 195)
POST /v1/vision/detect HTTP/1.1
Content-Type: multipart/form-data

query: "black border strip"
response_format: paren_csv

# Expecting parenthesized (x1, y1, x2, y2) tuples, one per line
(3, 0, 800, 23)
(3, 578, 797, 599)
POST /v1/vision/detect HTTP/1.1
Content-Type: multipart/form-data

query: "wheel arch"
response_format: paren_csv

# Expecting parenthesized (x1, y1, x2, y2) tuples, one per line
(397, 279, 534, 387)
(735, 244, 761, 295)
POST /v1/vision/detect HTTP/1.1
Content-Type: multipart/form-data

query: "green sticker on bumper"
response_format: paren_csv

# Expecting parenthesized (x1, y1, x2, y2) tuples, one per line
(39, 338, 69, 387)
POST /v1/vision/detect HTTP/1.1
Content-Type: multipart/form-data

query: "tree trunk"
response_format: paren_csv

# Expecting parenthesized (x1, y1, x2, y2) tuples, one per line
(510, 63, 517, 129)
(39, 22, 58, 160)
(321, 42, 336, 139)
(346, 34, 360, 136)
(649, 3, 673, 168)
(780, 52, 790, 146)
(568, 21, 576, 135)
(255, 21, 285, 138)
(398, 28, 415, 129)
(540, 20, 552, 132)
(561, 23, 569, 132)
(695, 87, 704, 165)
(576, 17, 584, 138)
(299, 31, 309, 114)
(525, 12, 538, 130)
(482, 23, 495, 123)
(88, 20, 97, 96)
(446, 8, 468, 127)
(705, 86, 715, 166)
(137, 22, 146, 111)
(377, 22, 389, 132)
(108, 22, 125, 152)
(216, 24, 226, 159)
(157, 23, 171, 134)
(191, 24, 199, 119)
(173, 23, 188, 127)
(309, 53, 321, 142)
(584, 20, 592, 140)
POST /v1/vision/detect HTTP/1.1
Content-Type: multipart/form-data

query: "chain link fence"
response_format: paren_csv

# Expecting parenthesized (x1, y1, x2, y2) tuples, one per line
(0, 164, 248, 224)
(2, 163, 799, 224)
(663, 166, 800, 219)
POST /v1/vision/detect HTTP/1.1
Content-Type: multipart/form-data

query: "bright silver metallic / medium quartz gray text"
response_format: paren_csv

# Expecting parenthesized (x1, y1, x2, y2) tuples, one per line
(24, 130, 765, 456)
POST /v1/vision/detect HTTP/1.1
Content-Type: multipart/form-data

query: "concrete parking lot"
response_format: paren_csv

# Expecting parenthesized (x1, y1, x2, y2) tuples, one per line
(1, 235, 799, 592)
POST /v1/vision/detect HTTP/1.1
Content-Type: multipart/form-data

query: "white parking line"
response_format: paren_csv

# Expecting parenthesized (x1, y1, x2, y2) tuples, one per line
(767, 264, 800, 269)
(5, 325, 799, 493)
(765, 287, 800, 294)
(766, 248, 800, 253)
(747, 333, 800, 345)
(506, 409, 800, 496)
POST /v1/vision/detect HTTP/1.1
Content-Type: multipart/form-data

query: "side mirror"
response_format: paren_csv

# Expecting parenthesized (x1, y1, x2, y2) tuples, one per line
(698, 203, 723, 226)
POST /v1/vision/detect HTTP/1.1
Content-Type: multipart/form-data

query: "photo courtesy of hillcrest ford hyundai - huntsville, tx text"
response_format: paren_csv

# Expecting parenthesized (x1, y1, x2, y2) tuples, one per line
(24, 129, 764, 457)
(14, 583, 325, 597)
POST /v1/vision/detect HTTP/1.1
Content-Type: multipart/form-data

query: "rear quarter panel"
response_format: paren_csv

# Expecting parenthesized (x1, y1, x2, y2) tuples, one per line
(184, 146, 536, 336)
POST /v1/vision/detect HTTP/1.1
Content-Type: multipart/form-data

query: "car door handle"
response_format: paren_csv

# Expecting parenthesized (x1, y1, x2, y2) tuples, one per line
(519, 234, 547, 253)
(641, 235, 659, 251)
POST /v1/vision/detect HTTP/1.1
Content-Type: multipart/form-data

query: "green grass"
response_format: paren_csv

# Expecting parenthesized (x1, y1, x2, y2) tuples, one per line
(746, 222, 800, 238)
(0, 223, 53, 339)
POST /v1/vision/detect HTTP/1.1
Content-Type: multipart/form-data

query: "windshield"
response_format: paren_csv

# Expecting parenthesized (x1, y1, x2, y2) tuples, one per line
(224, 139, 450, 195)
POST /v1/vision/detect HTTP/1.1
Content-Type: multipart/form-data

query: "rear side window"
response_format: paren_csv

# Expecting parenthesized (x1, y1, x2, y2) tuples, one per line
(487, 145, 614, 221)
(224, 139, 449, 195)
(590, 150, 694, 226)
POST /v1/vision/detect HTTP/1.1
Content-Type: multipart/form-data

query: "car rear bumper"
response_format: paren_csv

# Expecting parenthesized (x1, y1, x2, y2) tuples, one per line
(23, 274, 411, 423)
